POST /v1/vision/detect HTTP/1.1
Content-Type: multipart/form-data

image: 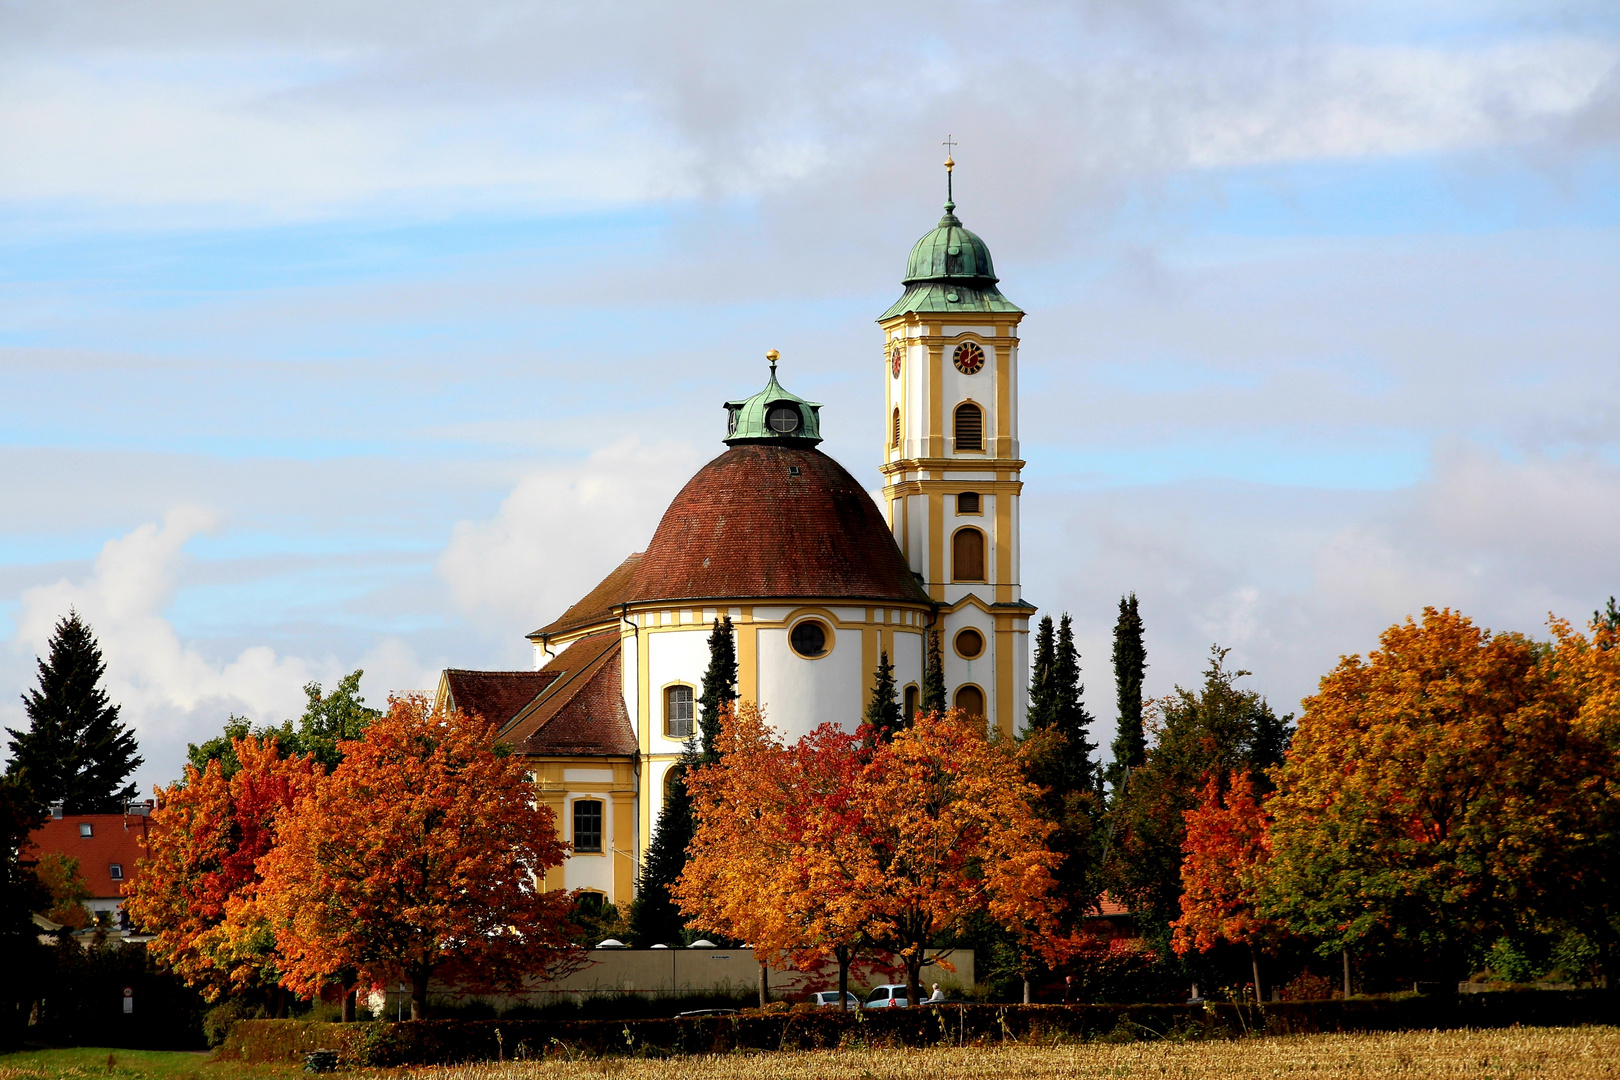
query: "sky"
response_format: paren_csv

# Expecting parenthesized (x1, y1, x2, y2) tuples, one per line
(2, 0, 1618, 796)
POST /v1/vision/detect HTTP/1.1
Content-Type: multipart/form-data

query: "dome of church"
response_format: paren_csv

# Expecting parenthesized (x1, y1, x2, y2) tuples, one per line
(903, 203, 999, 288)
(626, 443, 929, 606)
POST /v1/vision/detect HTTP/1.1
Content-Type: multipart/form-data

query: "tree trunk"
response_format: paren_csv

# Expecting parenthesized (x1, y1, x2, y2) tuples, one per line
(274, 987, 287, 1019)
(341, 988, 355, 1023)
(411, 970, 430, 1021)
(837, 945, 851, 1013)
(906, 954, 923, 1008)
(1342, 949, 1351, 999)
(1250, 946, 1263, 1004)
(758, 962, 769, 1008)
(1022, 976, 1032, 1004)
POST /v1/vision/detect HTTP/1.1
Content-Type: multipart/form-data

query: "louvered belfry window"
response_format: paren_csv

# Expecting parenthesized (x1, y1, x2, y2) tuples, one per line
(892, 407, 901, 449)
(954, 403, 983, 451)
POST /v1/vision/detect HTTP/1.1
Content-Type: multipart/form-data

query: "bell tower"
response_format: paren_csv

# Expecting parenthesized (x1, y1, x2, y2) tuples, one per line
(878, 149, 1034, 737)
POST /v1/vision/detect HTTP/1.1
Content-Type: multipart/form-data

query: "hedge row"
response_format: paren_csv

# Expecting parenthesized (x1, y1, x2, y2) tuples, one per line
(219, 992, 1620, 1066)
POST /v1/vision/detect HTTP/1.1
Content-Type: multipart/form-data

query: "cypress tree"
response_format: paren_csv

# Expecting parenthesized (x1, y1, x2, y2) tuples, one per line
(921, 630, 947, 714)
(1027, 615, 1058, 731)
(6, 612, 142, 813)
(863, 650, 902, 744)
(629, 616, 736, 945)
(1107, 593, 1146, 793)
(696, 616, 737, 763)
(1052, 615, 1099, 791)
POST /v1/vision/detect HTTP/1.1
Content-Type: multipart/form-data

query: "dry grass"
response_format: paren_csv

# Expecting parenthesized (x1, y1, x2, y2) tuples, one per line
(400, 1026, 1620, 1080)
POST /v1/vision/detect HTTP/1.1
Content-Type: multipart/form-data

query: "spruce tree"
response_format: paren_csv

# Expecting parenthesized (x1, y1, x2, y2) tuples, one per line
(6, 612, 141, 813)
(863, 650, 902, 744)
(1596, 596, 1620, 649)
(695, 616, 737, 764)
(1027, 616, 1058, 731)
(921, 630, 947, 714)
(629, 616, 736, 945)
(1107, 593, 1146, 793)
(1052, 615, 1099, 791)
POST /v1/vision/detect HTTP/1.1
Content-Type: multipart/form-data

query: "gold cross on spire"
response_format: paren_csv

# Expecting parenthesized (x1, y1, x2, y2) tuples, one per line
(942, 134, 956, 206)
(942, 134, 956, 170)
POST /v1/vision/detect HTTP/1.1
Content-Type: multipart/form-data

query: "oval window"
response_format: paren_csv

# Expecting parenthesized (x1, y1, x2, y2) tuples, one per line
(790, 619, 829, 658)
(955, 628, 984, 660)
(767, 405, 801, 433)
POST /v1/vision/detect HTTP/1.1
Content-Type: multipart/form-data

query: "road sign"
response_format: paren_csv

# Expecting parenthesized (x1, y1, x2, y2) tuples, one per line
(123, 987, 133, 1014)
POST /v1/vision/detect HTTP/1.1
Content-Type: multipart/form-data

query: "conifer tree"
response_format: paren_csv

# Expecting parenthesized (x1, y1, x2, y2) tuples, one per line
(6, 612, 142, 813)
(1051, 615, 1098, 791)
(1028, 616, 1058, 731)
(921, 631, 947, 714)
(630, 617, 735, 945)
(1595, 596, 1620, 649)
(863, 650, 902, 744)
(1107, 593, 1146, 793)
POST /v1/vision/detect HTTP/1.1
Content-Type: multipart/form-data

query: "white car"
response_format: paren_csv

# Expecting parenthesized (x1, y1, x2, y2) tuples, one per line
(864, 984, 911, 1008)
(810, 991, 861, 1008)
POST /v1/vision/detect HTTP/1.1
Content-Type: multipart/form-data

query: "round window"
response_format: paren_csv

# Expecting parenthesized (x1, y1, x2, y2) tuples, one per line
(954, 628, 984, 660)
(727, 409, 738, 435)
(953, 341, 986, 375)
(789, 619, 829, 658)
(767, 405, 801, 433)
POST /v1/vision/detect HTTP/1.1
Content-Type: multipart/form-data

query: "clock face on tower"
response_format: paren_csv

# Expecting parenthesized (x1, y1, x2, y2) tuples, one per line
(953, 341, 986, 375)
(890, 345, 902, 378)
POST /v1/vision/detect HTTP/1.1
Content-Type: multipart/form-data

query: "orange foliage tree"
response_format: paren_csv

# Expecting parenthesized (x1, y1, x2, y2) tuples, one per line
(679, 705, 1063, 1007)
(675, 702, 872, 1008)
(1258, 607, 1617, 976)
(124, 736, 317, 1002)
(1170, 769, 1274, 997)
(255, 696, 575, 1019)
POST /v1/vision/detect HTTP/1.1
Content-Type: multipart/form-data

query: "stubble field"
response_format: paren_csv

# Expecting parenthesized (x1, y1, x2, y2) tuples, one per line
(5, 1027, 1619, 1080)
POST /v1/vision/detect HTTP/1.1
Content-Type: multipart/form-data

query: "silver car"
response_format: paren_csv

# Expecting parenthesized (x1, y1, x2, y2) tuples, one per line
(864, 984, 911, 1008)
(810, 991, 861, 1008)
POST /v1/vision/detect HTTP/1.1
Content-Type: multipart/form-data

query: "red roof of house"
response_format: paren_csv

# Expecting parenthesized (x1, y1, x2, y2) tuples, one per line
(25, 814, 151, 901)
(441, 668, 559, 727)
(533, 553, 642, 639)
(502, 632, 637, 757)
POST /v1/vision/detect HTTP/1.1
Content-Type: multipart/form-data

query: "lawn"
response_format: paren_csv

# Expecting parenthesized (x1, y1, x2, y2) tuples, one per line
(6, 1027, 1618, 1079)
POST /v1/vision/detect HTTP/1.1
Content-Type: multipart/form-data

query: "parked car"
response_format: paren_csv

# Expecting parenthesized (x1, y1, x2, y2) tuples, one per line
(810, 991, 861, 1008)
(864, 984, 911, 1008)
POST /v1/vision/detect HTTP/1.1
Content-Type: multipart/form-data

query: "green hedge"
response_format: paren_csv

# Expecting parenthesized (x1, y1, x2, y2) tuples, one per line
(219, 992, 1620, 1067)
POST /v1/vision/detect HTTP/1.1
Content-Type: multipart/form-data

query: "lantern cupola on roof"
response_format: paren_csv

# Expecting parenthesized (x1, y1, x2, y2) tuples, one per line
(723, 350, 823, 447)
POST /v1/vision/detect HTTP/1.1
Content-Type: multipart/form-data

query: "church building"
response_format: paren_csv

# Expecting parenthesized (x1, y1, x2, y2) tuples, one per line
(436, 164, 1034, 906)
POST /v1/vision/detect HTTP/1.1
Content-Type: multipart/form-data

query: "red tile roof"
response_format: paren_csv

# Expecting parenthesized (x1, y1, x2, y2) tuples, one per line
(503, 633, 637, 757)
(25, 815, 152, 901)
(441, 669, 559, 727)
(533, 553, 642, 638)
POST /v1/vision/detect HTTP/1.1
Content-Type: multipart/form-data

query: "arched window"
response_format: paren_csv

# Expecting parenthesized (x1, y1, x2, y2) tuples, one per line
(952, 527, 985, 582)
(572, 799, 604, 853)
(892, 407, 901, 449)
(664, 685, 694, 738)
(953, 403, 983, 451)
(663, 765, 683, 805)
(955, 685, 985, 718)
(903, 685, 919, 722)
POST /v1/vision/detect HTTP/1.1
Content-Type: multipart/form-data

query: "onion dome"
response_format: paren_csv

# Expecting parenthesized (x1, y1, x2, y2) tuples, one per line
(880, 176, 1021, 320)
(625, 442, 930, 605)
(724, 351, 822, 446)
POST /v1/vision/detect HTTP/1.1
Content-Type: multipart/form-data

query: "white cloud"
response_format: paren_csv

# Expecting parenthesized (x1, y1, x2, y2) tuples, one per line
(438, 437, 705, 634)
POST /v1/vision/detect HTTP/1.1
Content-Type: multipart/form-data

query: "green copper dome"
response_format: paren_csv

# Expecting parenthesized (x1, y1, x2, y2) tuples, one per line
(724, 353, 822, 447)
(881, 198, 1022, 321)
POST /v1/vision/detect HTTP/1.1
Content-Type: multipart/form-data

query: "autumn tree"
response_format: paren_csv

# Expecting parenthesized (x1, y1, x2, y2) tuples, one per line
(1106, 593, 1146, 795)
(123, 735, 318, 1006)
(676, 703, 871, 1009)
(1107, 647, 1290, 933)
(7, 612, 142, 813)
(33, 853, 92, 930)
(863, 650, 903, 745)
(1258, 608, 1614, 981)
(255, 696, 574, 1019)
(1171, 770, 1274, 998)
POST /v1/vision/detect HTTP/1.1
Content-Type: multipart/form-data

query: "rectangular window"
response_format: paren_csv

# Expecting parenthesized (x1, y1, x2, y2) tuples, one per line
(573, 800, 604, 853)
(79, 823, 93, 838)
(957, 492, 981, 515)
(109, 864, 123, 881)
(666, 685, 694, 738)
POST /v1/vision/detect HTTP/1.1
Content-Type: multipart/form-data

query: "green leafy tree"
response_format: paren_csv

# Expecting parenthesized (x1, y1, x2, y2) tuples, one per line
(6, 612, 142, 813)
(922, 631, 947, 714)
(863, 650, 902, 744)
(187, 671, 380, 777)
(1106, 594, 1146, 795)
(630, 618, 736, 946)
(1106, 646, 1291, 932)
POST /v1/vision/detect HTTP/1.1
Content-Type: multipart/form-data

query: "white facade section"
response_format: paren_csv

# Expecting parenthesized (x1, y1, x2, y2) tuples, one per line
(645, 626, 711, 749)
(756, 624, 863, 741)
(561, 793, 617, 896)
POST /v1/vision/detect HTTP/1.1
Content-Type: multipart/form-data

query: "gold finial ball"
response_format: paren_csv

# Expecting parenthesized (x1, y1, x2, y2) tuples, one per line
(766, 349, 780, 362)
(944, 155, 954, 170)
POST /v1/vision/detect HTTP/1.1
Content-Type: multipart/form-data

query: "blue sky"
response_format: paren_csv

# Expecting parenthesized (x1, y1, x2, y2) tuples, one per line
(2, 0, 1618, 792)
